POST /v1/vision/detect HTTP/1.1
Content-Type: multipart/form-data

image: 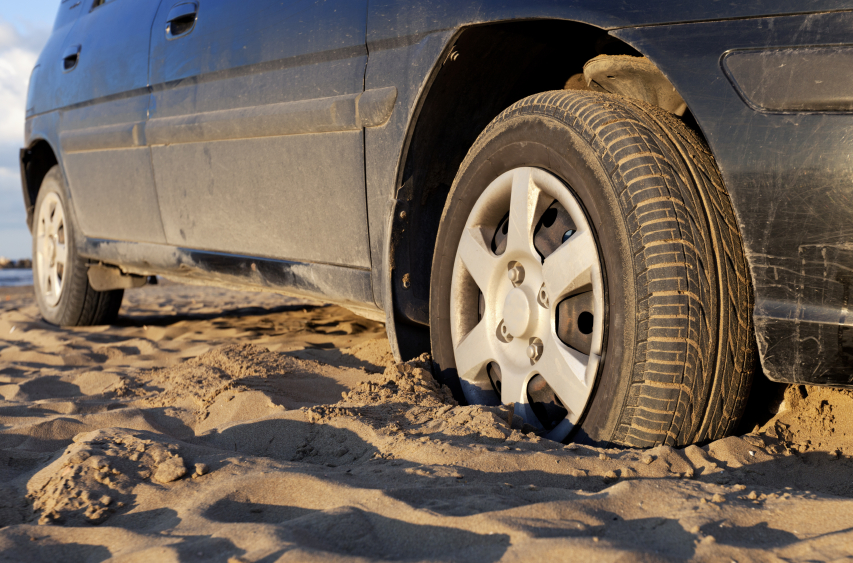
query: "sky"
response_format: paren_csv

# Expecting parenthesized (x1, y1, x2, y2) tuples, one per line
(0, 0, 58, 260)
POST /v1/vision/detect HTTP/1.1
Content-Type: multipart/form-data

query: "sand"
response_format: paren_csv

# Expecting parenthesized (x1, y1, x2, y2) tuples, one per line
(2, 281, 853, 562)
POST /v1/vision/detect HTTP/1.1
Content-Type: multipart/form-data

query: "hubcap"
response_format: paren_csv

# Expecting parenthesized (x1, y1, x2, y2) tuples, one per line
(502, 288, 534, 338)
(449, 167, 606, 441)
(35, 192, 68, 307)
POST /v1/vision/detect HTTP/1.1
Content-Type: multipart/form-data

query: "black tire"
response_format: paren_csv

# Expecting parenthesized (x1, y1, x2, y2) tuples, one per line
(430, 91, 755, 447)
(32, 165, 123, 326)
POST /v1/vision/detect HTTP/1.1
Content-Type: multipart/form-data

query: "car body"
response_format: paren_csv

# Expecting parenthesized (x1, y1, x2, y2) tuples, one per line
(20, 0, 853, 401)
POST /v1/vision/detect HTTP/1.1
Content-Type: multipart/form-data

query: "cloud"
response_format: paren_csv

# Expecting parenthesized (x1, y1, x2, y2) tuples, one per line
(0, 166, 18, 184)
(0, 18, 49, 258)
(0, 18, 48, 147)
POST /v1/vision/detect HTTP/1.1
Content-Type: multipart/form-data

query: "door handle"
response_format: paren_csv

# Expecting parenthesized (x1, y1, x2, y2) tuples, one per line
(62, 44, 81, 72)
(166, 2, 198, 40)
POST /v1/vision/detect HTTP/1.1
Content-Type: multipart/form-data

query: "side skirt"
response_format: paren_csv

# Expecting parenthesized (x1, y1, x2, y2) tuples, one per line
(77, 238, 380, 314)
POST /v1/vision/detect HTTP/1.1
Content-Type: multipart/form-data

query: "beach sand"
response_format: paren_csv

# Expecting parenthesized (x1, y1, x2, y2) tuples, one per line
(2, 281, 853, 562)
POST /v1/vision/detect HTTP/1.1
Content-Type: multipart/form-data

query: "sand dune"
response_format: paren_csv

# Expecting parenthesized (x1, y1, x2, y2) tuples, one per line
(2, 281, 853, 562)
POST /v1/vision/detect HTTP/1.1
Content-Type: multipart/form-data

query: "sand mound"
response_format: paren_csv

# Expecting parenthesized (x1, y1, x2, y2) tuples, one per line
(341, 354, 456, 407)
(27, 429, 196, 526)
(140, 343, 285, 417)
(342, 338, 396, 370)
(765, 385, 853, 455)
(307, 355, 545, 450)
(120, 343, 386, 422)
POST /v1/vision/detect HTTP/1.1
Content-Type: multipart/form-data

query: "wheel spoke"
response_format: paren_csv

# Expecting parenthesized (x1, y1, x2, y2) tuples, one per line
(51, 268, 61, 297)
(541, 229, 599, 301)
(504, 168, 549, 256)
(39, 257, 50, 294)
(55, 242, 68, 267)
(536, 335, 596, 416)
(494, 366, 523, 405)
(457, 226, 500, 292)
(453, 319, 493, 382)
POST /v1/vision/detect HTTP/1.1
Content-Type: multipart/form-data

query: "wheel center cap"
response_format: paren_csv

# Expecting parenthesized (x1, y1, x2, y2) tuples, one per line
(46, 238, 56, 261)
(503, 287, 534, 338)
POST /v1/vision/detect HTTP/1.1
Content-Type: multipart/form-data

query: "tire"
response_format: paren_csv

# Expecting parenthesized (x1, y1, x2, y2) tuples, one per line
(429, 91, 755, 447)
(32, 165, 124, 326)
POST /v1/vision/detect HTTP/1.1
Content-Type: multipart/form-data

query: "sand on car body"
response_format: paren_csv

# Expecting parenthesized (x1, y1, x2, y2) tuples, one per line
(2, 281, 853, 562)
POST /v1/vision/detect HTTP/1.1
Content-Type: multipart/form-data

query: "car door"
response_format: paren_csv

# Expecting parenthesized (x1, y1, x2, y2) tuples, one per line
(147, 0, 372, 268)
(57, 0, 167, 244)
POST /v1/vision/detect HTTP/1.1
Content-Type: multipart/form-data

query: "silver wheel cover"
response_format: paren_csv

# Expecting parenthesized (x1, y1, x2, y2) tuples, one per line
(35, 192, 68, 307)
(450, 167, 605, 441)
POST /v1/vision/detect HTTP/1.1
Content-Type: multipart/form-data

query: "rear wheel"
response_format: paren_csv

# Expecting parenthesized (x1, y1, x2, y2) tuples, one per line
(430, 91, 755, 447)
(32, 166, 123, 326)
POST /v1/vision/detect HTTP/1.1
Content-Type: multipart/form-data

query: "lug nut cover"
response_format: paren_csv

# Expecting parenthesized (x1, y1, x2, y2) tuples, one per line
(507, 264, 525, 284)
(527, 339, 544, 361)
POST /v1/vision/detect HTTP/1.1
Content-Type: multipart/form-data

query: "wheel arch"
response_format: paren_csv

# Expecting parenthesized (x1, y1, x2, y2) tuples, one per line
(20, 138, 59, 232)
(383, 19, 702, 361)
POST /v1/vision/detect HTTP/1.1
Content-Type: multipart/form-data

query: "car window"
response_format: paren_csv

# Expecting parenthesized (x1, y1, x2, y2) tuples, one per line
(91, 0, 118, 10)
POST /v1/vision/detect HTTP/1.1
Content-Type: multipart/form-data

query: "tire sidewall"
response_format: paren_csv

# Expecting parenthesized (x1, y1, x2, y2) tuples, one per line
(430, 114, 637, 444)
(32, 166, 84, 326)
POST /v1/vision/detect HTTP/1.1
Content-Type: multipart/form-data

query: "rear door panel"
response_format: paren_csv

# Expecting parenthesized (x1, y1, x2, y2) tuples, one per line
(147, 0, 371, 268)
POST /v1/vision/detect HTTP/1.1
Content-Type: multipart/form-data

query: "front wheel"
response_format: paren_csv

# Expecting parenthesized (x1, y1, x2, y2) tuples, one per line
(430, 91, 755, 447)
(32, 165, 123, 326)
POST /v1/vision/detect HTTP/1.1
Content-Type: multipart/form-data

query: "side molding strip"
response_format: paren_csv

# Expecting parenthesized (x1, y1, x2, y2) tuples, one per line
(60, 121, 146, 153)
(147, 86, 397, 146)
(59, 87, 398, 153)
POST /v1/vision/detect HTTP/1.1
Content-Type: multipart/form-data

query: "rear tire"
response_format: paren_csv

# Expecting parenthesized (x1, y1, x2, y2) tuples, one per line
(430, 91, 755, 447)
(32, 166, 123, 326)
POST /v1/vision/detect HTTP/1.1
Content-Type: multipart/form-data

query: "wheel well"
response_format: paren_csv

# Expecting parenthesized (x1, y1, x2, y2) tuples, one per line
(389, 20, 696, 359)
(20, 139, 58, 231)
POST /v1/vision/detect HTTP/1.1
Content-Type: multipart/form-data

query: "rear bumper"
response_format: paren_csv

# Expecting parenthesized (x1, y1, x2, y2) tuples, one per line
(753, 247, 853, 386)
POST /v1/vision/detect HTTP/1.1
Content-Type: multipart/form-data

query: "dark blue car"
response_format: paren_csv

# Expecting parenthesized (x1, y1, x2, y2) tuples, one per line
(20, 0, 853, 447)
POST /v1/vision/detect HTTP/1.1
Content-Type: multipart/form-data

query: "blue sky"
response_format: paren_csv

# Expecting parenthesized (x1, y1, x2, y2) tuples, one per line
(0, 1, 57, 260)
(4, 1, 60, 33)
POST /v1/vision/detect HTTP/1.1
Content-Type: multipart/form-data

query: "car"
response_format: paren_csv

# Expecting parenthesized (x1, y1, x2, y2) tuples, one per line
(19, 0, 853, 448)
